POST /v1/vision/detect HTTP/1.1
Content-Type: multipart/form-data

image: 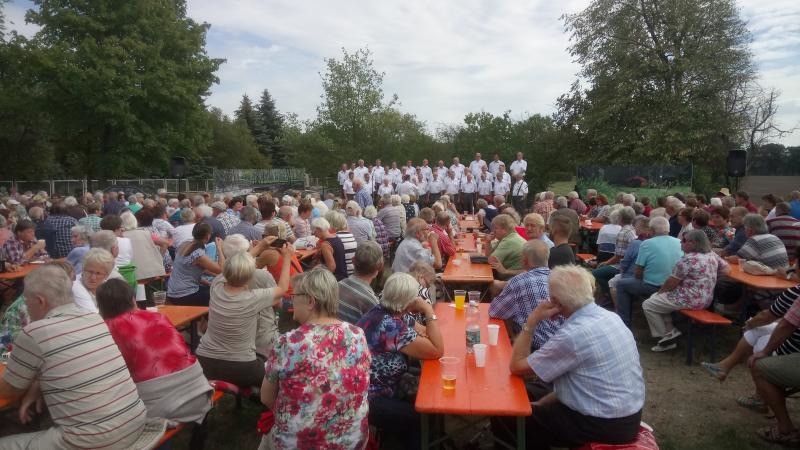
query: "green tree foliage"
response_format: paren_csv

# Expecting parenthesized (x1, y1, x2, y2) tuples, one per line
(558, 0, 757, 169)
(256, 89, 288, 166)
(202, 108, 267, 169)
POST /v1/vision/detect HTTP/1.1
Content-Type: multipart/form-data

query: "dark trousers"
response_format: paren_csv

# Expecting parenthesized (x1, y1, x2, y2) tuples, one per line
(512, 196, 527, 213)
(167, 285, 211, 306)
(369, 396, 420, 450)
(429, 193, 441, 206)
(197, 354, 266, 388)
(492, 383, 641, 450)
(461, 192, 475, 213)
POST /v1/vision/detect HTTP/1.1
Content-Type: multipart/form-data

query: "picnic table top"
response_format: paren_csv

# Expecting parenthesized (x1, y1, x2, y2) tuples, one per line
(441, 255, 493, 284)
(0, 364, 20, 410)
(459, 215, 481, 230)
(579, 220, 603, 232)
(0, 264, 40, 282)
(159, 305, 210, 328)
(454, 233, 477, 253)
(415, 303, 532, 417)
(725, 261, 796, 291)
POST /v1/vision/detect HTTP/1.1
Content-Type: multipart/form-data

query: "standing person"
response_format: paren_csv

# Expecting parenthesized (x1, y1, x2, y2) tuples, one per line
(337, 163, 350, 198)
(353, 159, 369, 181)
(511, 172, 529, 213)
(418, 158, 433, 182)
(444, 170, 461, 209)
(435, 160, 448, 181)
(489, 153, 504, 175)
(510, 151, 527, 177)
(493, 171, 511, 203)
(470, 152, 487, 178)
(387, 162, 402, 187)
(428, 172, 444, 205)
(460, 172, 477, 213)
(343, 172, 356, 201)
(378, 178, 394, 198)
(354, 179, 373, 210)
(450, 157, 466, 180)
(261, 268, 371, 450)
(497, 163, 512, 185)
(371, 159, 385, 190)
(478, 171, 494, 204)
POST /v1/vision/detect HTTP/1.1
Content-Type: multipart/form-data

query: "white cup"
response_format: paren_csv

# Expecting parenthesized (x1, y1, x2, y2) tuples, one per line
(473, 344, 487, 367)
(452, 259, 462, 266)
(487, 324, 500, 346)
(135, 284, 146, 301)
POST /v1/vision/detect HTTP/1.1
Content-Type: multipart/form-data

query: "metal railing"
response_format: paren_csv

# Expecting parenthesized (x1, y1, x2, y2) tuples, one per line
(0, 179, 216, 197)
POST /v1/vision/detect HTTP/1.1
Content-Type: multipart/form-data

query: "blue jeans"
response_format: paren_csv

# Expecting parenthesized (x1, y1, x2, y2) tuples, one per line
(615, 278, 659, 327)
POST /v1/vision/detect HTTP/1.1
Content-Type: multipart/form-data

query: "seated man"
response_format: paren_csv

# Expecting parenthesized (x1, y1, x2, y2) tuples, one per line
(392, 218, 442, 273)
(766, 202, 800, 258)
(615, 217, 682, 327)
(338, 241, 384, 324)
(2, 219, 49, 265)
(496, 265, 644, 449)
(0, 264, 162, 449)
(489, 240, 563, 349)
(431, 211, 456, 261)
(485, 214, 526, 281)
(730, 213, 789, 269)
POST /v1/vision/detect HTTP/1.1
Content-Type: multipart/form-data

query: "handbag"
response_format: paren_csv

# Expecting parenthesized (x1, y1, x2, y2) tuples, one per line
(743, 260, 776, 276)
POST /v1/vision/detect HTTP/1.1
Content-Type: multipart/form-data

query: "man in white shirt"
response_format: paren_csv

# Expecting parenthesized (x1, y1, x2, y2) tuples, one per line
(338, 163, 350, 197)
(497, 163, 512, 184)
(406, 160, 416, 177)
(429, 172, 444, 204)
(489, 153, 504, 175)
(372, 159, 385, 186)
(469, 153, 488, 178)
(418, 159, 433, 182)
(436, 160, 448, 180)
(444, 171, 461, 205)
(343, 172, 355, 200)
(478, 172, 495, 203)
(510, 152, 528, 176)
(461, 172, 478, 213)
(494, 172, 511, 200)
(450, 157, 466, 180)
(387, 162, 401, 187)
(353, 159, 369, 181)
(511, 172, 529, 213)
(396, 175, 417, 197)
(415, 176, 429, 206)
(378, 178, 394, 197)
(362, 172, 374, 197)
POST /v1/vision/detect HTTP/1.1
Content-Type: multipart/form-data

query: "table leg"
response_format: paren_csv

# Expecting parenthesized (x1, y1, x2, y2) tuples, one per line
(421, 413, 430, 449)
(516, 416, 525, 450)
(190, 319, 199, 353)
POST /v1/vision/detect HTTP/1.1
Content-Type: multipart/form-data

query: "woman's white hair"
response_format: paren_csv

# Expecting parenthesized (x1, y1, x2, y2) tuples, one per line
(345, 201, 361, 216)
(83, 248, 116, 273)
(363, 205, 378, 219)
(120, 211, 138, 231)
(390, 194, 401, 206)
(549, 265, 594, 312)
(64, 196, 78, 207)
(649, 216, 670, 235)
(312, 217, 331, 232)
(325, 211, 347, 231)
(222, 233, 250, 257)
(400, 194, 410, 204)
(380, 272, 420, 313)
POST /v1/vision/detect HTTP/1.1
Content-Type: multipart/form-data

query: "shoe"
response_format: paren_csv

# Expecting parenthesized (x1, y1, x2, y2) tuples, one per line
(651, 342, 677, 352)
(700, 362, 728, 382)
(737, 395, 768, 413)
(658, 329, 682, 345)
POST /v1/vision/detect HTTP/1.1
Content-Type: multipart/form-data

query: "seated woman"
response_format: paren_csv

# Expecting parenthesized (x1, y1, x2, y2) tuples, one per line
(120, 210, 166, 281)
(357, 272, 444, 449)
(406, 261, 437, 324)
(312, 217, 348, 281)
(197, 247, 292, 388)
(96, 279, 213, 423)
(167, 223, 224, 306)
(73, 248, 123, 312)
(643, 230, 730, 352)
(254, 224, 303, 287)
(595, 209, 621, 263)
(260, 267, 371, 450)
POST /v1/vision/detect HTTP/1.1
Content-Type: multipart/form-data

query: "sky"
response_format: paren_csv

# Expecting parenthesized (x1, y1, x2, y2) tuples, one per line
(4, 0, 800, 145)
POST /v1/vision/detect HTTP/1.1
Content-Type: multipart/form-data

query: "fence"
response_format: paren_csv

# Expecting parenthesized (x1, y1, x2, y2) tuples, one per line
(213, 168, 307, 195)
(0, 179, 216, 197)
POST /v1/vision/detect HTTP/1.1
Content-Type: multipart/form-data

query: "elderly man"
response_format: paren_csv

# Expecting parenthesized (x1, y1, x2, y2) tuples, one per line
(511, 172, 529, 213)
(212, 200, 240, 234)
(523, 213, 554, 247)
(354, 179, 373, 210)
(721, 206, 749, 256)
(377, 194, 404, 241)
(2, 219, 49, 265)
(493, 171, 511, 201)
(276, 205, 297, 244)
(729, 214, 789, 269)
(229, 206, 261, 241)
(497, 265, 645, 449)
(65, 225, 92, 274)
(345, 201, 376, 244)
(490, 240, 563, 348)
(0, 264, 163, 449)
(767, 202, 800, 256)
(485, 214, 527, 281)
(615, 216, 682, 327)
(509, 151, 527, 176)
(392, 218, 442, 273)
(665, 197, 685, 237)
(196, 204, 226, 240)
(338, 241, 384, 324)
(431, 211, 456, 261)
(567, 191, 587, 215)
(41, 202, 78, 258)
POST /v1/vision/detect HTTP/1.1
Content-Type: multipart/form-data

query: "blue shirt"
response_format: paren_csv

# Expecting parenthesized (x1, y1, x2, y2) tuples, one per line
(618, 239, 643, 278)
(357, 306, 417, 399)
(355, 189, 373, 210)
(391, 237, 433, 273)
(66, 245, 90, 275)
(489, 267, 563, 349)
(790, 200, 800, 220)
(635, 235, 682, 286)
(529, 303, 645, 418)
(724, 226, 747, 255)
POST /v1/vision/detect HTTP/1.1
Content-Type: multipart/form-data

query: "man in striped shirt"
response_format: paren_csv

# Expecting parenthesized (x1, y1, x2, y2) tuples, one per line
(0, 264, 160, 449)
(338, 242, 383, 324)
(767, 202, 800, 257)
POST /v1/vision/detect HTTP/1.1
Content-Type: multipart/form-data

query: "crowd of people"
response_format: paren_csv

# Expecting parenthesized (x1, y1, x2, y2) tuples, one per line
(0, 164, 798, 448)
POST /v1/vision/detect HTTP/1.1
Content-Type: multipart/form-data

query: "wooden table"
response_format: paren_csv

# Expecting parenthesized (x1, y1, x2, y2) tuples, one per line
(579, 220, 603, 232)
(0, 264, 39, 282)
(441, 256, 493, 284)
(295, 248, 318, 261)
(453, 233, 478, 253)
(159, 305, 209, 352)
(726, 261, 796, 324)
(416, 303, 531, 449)
(0, 364, 20, 411)
(459, 215, 481, 231)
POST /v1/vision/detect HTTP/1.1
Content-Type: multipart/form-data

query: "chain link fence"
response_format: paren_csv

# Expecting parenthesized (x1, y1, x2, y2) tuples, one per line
(0, 179, 216, 197)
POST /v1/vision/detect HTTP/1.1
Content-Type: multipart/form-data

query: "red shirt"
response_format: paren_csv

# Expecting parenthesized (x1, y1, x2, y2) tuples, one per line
(105, 309, 195, 383)
(431, 224, 455, 257)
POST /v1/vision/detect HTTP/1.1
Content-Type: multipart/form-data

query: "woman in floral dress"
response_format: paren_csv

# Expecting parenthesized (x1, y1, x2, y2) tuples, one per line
(260, 267, 372, 450)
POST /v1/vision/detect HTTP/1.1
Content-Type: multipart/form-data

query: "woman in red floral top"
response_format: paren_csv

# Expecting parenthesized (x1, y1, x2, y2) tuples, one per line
(97, 279, 213, 423)
(259, 267, 372, 450)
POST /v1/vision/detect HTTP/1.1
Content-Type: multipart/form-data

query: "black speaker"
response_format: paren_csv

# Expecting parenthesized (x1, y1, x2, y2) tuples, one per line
(170, 156, 187, 178)
(727, 150, 746, 177)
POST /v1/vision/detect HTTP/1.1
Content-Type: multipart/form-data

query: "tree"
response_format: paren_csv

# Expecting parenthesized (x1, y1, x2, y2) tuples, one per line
(202, 108, 267, 169)
(559, 0, 761, 169)
(21, 0, 223, 180)
(255, 89, 289, 166)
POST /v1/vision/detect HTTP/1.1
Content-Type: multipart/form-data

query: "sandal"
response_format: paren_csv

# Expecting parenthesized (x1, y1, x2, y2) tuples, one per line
(756, 425, 800, 445)
(737, 395, 768, 413)
(700, 362, 727, 382)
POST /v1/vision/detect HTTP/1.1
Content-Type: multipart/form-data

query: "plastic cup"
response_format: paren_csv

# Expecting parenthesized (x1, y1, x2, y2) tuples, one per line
(584, 219, 592, 226)
(153, 291, 167, 308)
(454, 290, 466, 310)
(135, 284, 147, 301)
(487, 324, 500, 346)
(452, 258, 462, 267)
(439, 357, 460, 389)
(738, 258, 746, 271)
(473, 344, 487, 367)
(462, 252, 470, 260)
(476, 242, 483, 254)
(468, 290, 481, 303)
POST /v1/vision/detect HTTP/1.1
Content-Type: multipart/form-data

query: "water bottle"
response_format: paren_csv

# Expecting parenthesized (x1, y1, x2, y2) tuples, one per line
(465, 301, 481, 353)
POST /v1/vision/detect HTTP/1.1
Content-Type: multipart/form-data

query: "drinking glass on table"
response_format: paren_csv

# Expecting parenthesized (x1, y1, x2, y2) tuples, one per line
(439, 357, 460, 390)
(454, 290, 466, 310)
(152, 291, 167, 308)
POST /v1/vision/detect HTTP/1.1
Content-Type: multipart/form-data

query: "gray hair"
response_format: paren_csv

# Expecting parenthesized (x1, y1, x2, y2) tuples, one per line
(632, 202, 644, 215)
(380, 272, 420, 313)
(618, 206, 636, 225)
(400, 194, 410, 204)
(345, 201, 361, 217)
(196, 204, 213, 218)
(90, 230, 117, 252)
(555, 196, 568, 208)
(622, 193, 635, 205)
(325, 211, 347, 231)
(120, 211, 138, 231)
(64, 196, 78, 207)
(294, 267, 339, 317)
(222, 234, 250, 257)
(709, 197, 722, 207)
(649, 207, 667, 219)
(523, 239, 550, 268)
(405, 218, 428, 239)
(682, 229, 711, 253)
(180, 208, 195, 223)
(128, 194, 138, 204)
(567, 191, 579, 200)
(608, 209, 621, 225)
(71, 225, 92, 242)
(408, 261, 436, 285)
(24, 264, 74, 308)
(649, 216, 670, 235)
(83, 248, 115, 273)
(390, 194, 401, 206)
(352, 241, 383, 276)
(549, 265, 594, 312)
(311, 217, 331, 232)
(363, 205, 378, 219)
(742, 213, 768, 235)
(240, 206, 258, 224)
(666, 197, 685, 211)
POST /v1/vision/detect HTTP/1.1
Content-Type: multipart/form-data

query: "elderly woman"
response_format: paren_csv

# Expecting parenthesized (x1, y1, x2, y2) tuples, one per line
(96, 279, 213, 423)
(120, 210, 166, 281)
(326, 211, 357, 276)
(643, 230, 730, 352)
(727, 213, 789, 269)
(676, 207, 694, 240)
(377, 194, 403, 241)
(522, 213, 554, 247)
(345, 201, 376, 244)
(65, 224, 91, 274)
(73, 248, 122, 312)
(100, 214, 133, 267)
(260, 268, 371, 450)
(589, 194, 610, 221)
(595, 208, 622, 262)
(357, 272, 444, 449)
(312, 217, 348, 281)
(167, 223, 224, 306)
(197, 247, 292, 388)
(363, 205, 389, 258)
(709, 206, 735, 249)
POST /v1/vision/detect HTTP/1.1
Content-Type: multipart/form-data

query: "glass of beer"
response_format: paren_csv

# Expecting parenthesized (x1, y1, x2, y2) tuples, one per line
(439, 357, 460, 390)
(454, 290, 466, 310)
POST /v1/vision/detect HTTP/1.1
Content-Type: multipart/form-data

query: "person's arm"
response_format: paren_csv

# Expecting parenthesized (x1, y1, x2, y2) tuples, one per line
(260, 376, 278, 409)
(428, 232, 442, 269)
(599, 254, 621, 266)
(509, 301, 561, 376)
(249, 237, 275, 258)
(744, 308, 780, 331)
(401, 299, 444, 359)
(270, 245, 294, 302)
(748, 318, 797, 367)
(196, 254, 222, 275)
(634, 265, 644, 280)
(23, 240, 47, 261)
(658, 276, 681, 293)
(18, 379, 43, 425)
(319, 241, 336, 271)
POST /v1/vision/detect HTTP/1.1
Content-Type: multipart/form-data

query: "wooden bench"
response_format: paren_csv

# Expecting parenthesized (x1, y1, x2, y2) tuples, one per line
(573, 424, 659, 449)
(576, 253, 596, 265)
(679, 309, 732, 366)
(155, 389, 225, 449)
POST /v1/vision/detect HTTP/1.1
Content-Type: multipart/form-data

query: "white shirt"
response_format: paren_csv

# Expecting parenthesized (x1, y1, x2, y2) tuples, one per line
(406, 166, 416, 177)
(171, 224, 195, 249)
(478, 179, 494, 196)
(436, 166, 448, 180)
(510, 159, 528, 176)
(419, 165, 433, 182)
(444, 178, 460, 195)
(489, 160, 504, 175)
(353, 166, 369, 181)
(494, 179, 511, 196)
(461, 179, 477, 193)
(378, 184, 394, 196)
(429, 179, 444, 195)
(362, 181, 374, 195)
(450, 164, 466, 179)
(115, 237, 134, 266)
(338, 170, 350, 186)
(388, 168, 402, 185)
(497, 171, 511, 184)
(371, 166, 385, 184)
(396, 181, 417, 197)
(344, 179, 355, 195)
(469, 160, 487, 178)
(512, 180, 529, 196)
(416, 180, 429, 195)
